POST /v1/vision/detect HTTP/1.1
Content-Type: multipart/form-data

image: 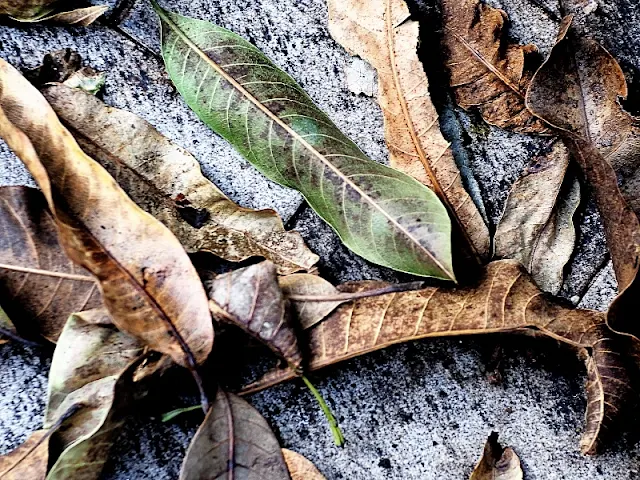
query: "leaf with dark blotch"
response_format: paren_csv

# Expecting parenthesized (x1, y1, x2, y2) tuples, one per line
(470, 432, 522, 480)
(494, 140, 580, 294)
(282, 449, 326, 480)
(179, 389, 291, 480)
(279, 274, 343, 330)
(0, 430, 49, 479)
(0, 186, 102, 342)
(328, 0, 490, 263)
(44, 309, 144, 480)
(243, 260, 633, 454)
(13, 5, 108, 25)
(207, 262, 302, 369)
(441, 0, 550, 134)
(42, 84, 318, 275)
(153, 3, 454, 280)
(0, 59, 213, 369)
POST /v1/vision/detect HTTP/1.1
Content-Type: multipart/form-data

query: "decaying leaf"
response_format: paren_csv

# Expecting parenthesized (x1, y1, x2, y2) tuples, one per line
(470, 432, 523, 480)
(0, 186, 102, 342)
(0, 0, 56, 19)
(207, 262, 303, 369)
(42, 84, 318, 275)
(282, 449, 326, 480)
(0, 59, 213, 369)
(279, 273, 343, 330)
(328, 0, 490, 263)
(494, 140, 580, 293)
(0, 430, 49, 479)
(179, 389, 291, 480)
(243, 260, 632, 454)
(13, 5, 108, 25)
(44, 309, 144, 480)
(154, 3, 455, 280)
(441, 0, 550, 134)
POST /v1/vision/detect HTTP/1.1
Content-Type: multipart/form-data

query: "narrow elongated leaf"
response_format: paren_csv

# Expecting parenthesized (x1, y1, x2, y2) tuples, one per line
(0, 59, 213, 368)
(0, 186, 101, 342)
(42, 85, 317, 275)
(243, 260, 632, 454)
(282, 449, 326, 480)
(153, 3, 454, 280)
(327, 0, 490, 262)
(495, 140, 580, 293)
(0, 430, 49, 479)
(179, 389, 290, 480)
(14, 5, 108, 25)
(470, 433, 522, 480)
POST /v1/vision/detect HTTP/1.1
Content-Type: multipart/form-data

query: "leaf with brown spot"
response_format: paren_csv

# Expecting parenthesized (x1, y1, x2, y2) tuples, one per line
(282, 449, 326, 480)
(470, 432, 522, 480)
(206, 261, 302, 370)
(0, 186, 102, 342)
(179, 389, 291, 480)
(328, 0, 490, 264)
(441, 0, 551, 134)
(0, 430, 49, 479)
(0, 59, 213, 369)
(41, 84, 318, 275)
(494, 140, 580, 293)
(242, 260, 633, 454)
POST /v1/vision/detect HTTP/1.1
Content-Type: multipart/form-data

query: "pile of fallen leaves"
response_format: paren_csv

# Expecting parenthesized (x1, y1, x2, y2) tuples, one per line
(0, 0, 639, 478)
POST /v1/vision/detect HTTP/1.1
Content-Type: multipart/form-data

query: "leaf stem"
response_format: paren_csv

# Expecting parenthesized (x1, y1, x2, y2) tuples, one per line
(161, 404, 202, 422)
(301, 375, 345, 447)
(287, 281, 426, 302)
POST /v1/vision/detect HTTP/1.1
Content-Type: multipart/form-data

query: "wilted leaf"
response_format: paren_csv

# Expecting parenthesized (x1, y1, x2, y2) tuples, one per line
(0, 186, 101, 342)
(0, 59, 213, 368)
(494, 140, 580, 293)
(207, 261, 302, 369)
(14, 5, 108, 25)
(282, 449, 326, 480)
(441, 0, 550, 134)
(470, 432, 522, 480)
(279, 273, 343, 330)
(179, 389, 290, 480)
(42, 84, 317, 275)
(328, 0, 490, 262)
(0, 430, 49, 479)
(154, 3, 455, 280)
(243, 260, 632, 453)
(44, 309, 144, 480)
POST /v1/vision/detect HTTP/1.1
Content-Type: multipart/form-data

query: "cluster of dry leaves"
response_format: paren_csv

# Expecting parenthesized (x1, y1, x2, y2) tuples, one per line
(0, 0, 639, 478)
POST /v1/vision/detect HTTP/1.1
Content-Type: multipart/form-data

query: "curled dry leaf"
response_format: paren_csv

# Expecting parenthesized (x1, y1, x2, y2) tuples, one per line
(243, 260, 633, 454)
(494, 140, 580, 294)
(0, 186, 101, 342)
(328, 0, 490, 263)
(282, 449, 326, 480)
(470, 432, 523, 480)
(45, 309, 144, 480)
(0, 59, 213, 368)
(154, 3, 455, 280)
(441, 0, 550, 134)
(14, 5, 108, 25)
(0, 430, 49, 480)
(279, 273, 343, 330)
(179, 389, 291, 480)
(207, 261, 303, 369)
(42, 84, 317, 275)
(0, 0, 56, 19)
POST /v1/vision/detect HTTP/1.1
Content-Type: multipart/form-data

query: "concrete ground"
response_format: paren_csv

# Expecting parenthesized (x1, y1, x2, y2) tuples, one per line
(0, 0, 639, 478)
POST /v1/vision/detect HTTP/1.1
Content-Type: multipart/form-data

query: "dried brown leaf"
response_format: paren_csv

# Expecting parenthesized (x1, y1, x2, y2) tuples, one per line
(0, 59, 213, 368)
(328, 0, 490, 264)
(282, 449, 326, 480)
(0, 430, 48, 480)
(32, 5, 108, 25)
(0, 0, 55, 19)
(441, 0, 551, 134)
(42, 84, 318, 275)
(279, 273, 343, 330)
(469, 432, 523, 480)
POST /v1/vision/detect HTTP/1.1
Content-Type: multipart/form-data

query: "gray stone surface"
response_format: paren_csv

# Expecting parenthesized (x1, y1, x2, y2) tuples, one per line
(1, 0, 640, 479)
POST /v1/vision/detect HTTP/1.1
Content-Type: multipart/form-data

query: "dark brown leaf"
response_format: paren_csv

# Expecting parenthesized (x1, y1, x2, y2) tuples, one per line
(469, 432, 522, 480)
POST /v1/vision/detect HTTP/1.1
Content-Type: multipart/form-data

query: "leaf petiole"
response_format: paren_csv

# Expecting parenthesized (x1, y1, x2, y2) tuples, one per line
(161, 404, 203, 423)
(301, 375, 345, 447)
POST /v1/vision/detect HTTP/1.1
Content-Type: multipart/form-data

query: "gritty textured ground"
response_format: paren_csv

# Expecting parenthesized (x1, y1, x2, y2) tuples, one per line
(1, 0, 639, 478)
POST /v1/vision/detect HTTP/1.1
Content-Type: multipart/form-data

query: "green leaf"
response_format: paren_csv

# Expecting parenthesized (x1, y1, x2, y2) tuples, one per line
(152, 3, 454, 280)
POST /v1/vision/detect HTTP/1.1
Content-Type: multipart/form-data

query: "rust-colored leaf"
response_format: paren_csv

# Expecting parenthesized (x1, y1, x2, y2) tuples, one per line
(0, 59, 213, 369)
(441, 0, 550, 134)
(243, 260, 633, 454)
(42, 84, 318, 275)
(0, 186, 101, 342)
(328, 0, 490, 264)
(469, 432, 522, 480)
(282, 449, 326, 480)
(0, 430, 48, 480)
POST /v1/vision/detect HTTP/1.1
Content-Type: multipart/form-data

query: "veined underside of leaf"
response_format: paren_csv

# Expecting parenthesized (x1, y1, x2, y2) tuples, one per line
(243, 260, 632, 454)
(42, 85, 318, 275)
(0, 59, 213, 368)
(179, 389, 291, 480)
(282, 449, 326, 480)
(494, 140, 580, 294)
(441, 0, 550, 134)
(327, 0, 490, 263)
(0, 186, 101, 342)
(154, 3, 455, 280)
(469, 432, 522, 480)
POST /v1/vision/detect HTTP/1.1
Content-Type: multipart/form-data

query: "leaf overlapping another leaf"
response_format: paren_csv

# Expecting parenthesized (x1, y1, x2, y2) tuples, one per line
(470, 432, 522, 480)
(153, 3, 455, 280)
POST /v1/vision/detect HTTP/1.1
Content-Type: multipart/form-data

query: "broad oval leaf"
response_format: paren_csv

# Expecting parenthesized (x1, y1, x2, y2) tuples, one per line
(153, 4, 454, 280)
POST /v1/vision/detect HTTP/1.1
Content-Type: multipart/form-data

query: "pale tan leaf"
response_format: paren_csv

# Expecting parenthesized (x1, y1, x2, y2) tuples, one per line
(282, 449, 326, 480)
(0, 430, 48, 480)
(470, 432, 522, 480)
(279, 273, 343, 330)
